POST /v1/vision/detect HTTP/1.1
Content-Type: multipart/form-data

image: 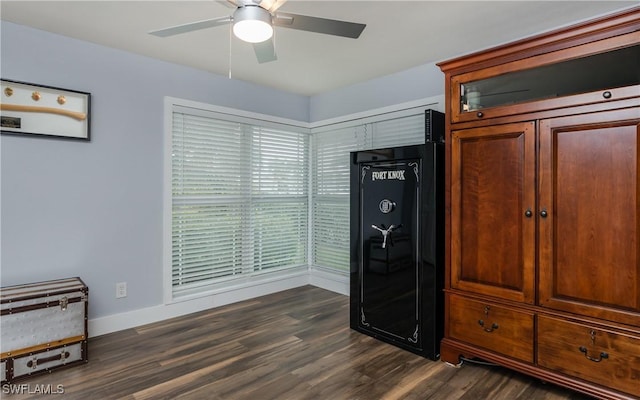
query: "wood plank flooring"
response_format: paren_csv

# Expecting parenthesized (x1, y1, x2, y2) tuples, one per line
(4, 286, 593, 399)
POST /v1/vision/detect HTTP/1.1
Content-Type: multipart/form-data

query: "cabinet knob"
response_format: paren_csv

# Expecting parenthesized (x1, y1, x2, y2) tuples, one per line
(540, 209, 548, 218)
(476, 111, 484, 118)
(602, 91, 612, 99)
(525, 209, 533, 218)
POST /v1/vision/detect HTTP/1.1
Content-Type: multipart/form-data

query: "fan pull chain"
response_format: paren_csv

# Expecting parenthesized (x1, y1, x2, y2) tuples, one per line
(228, 20, 232, 79)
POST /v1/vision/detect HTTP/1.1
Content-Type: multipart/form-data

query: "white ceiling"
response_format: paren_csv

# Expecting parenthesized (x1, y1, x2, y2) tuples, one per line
(1, 1, 637, 96)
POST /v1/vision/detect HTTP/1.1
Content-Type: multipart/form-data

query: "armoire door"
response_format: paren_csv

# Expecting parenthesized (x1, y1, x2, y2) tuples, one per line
(450, 122, 536, 303)
(538, 107, 640, 327)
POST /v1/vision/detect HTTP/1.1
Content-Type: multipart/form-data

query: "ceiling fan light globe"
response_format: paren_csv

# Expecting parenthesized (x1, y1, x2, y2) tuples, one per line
(233, 6, 273, 43)
(233, 20, 273, 43)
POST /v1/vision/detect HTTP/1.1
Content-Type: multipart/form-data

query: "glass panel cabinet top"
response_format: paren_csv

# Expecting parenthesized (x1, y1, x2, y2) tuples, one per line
(460, 45, 640, 112)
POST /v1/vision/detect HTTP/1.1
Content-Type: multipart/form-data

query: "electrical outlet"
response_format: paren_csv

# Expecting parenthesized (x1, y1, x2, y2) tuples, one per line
(116, 282, 127, 298)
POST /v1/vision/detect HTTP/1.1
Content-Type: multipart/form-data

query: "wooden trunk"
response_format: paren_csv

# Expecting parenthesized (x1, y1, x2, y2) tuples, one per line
(0, 277, 88, 383)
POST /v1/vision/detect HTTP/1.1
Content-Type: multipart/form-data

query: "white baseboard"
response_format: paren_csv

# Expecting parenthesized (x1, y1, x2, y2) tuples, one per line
(88, 273, 309, 337)
(308, 268, 349, 296)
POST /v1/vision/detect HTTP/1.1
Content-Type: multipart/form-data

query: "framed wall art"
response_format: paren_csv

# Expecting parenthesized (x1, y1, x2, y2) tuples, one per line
(1, 79, 91, 141)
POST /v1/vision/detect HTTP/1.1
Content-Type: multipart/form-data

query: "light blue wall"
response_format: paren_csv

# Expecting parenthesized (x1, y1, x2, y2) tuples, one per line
(0, 22, 309, 319)
(309, 63, 445, 122)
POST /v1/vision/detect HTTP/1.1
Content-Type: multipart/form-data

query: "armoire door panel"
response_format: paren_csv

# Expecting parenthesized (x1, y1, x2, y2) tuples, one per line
(451, 122, 536, 303)
(539, 107, 640, 326)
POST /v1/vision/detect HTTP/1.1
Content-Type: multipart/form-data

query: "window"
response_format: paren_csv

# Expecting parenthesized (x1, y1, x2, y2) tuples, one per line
(310, 109, 429, 274)
(167, 98, 438, 299)
(170, 105, 308, 299)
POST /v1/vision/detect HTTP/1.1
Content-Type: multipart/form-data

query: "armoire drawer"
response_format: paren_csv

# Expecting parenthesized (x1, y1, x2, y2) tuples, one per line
(448, 295, 534, 362)
(538, 316, 640, 397)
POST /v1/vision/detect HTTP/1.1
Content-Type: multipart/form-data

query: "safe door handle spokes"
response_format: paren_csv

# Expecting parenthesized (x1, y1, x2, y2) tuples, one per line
(371, 224, 401, 249)
(579, 346, 609, 362)
(371, 224, 390, 249)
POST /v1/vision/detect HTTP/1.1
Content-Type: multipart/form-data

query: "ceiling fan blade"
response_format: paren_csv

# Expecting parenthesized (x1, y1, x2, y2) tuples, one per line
(149, 16, 231, 37)
(253, 38, 277, 64)
(229, 0, 261, 6)
(221, 0, 239, 8)
(259, 0, 288, 12)
(273, 12, 365, 39)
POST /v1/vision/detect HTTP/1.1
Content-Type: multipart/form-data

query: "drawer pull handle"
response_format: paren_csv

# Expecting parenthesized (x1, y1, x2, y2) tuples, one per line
(478, 319, 499, 332)
(579, 346, 609, 362)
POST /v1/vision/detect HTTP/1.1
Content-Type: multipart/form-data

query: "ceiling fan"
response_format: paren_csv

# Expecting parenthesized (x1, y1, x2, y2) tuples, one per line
(148, 0, 366, 64)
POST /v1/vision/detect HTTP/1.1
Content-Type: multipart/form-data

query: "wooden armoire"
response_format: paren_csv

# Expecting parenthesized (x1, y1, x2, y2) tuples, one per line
(437, 8, 640, 400)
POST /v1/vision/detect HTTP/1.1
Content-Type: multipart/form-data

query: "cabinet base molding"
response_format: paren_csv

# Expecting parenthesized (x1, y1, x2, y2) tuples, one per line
(440, 338, 638, 400)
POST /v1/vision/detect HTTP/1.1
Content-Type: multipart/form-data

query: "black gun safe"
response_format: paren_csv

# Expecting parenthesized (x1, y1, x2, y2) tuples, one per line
(350, 110, 444, 360)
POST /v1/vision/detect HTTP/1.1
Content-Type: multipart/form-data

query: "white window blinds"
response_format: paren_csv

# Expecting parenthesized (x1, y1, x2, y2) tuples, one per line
(311, 126, 366, 272)
(250, 126, 309, 274)
(311, 111, 427, 274)
(370, 114, 426, 149)
(171, 110, 308, 298)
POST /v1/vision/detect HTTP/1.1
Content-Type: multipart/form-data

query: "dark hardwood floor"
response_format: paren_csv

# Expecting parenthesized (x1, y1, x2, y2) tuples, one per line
(4, 286, 593, 399)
